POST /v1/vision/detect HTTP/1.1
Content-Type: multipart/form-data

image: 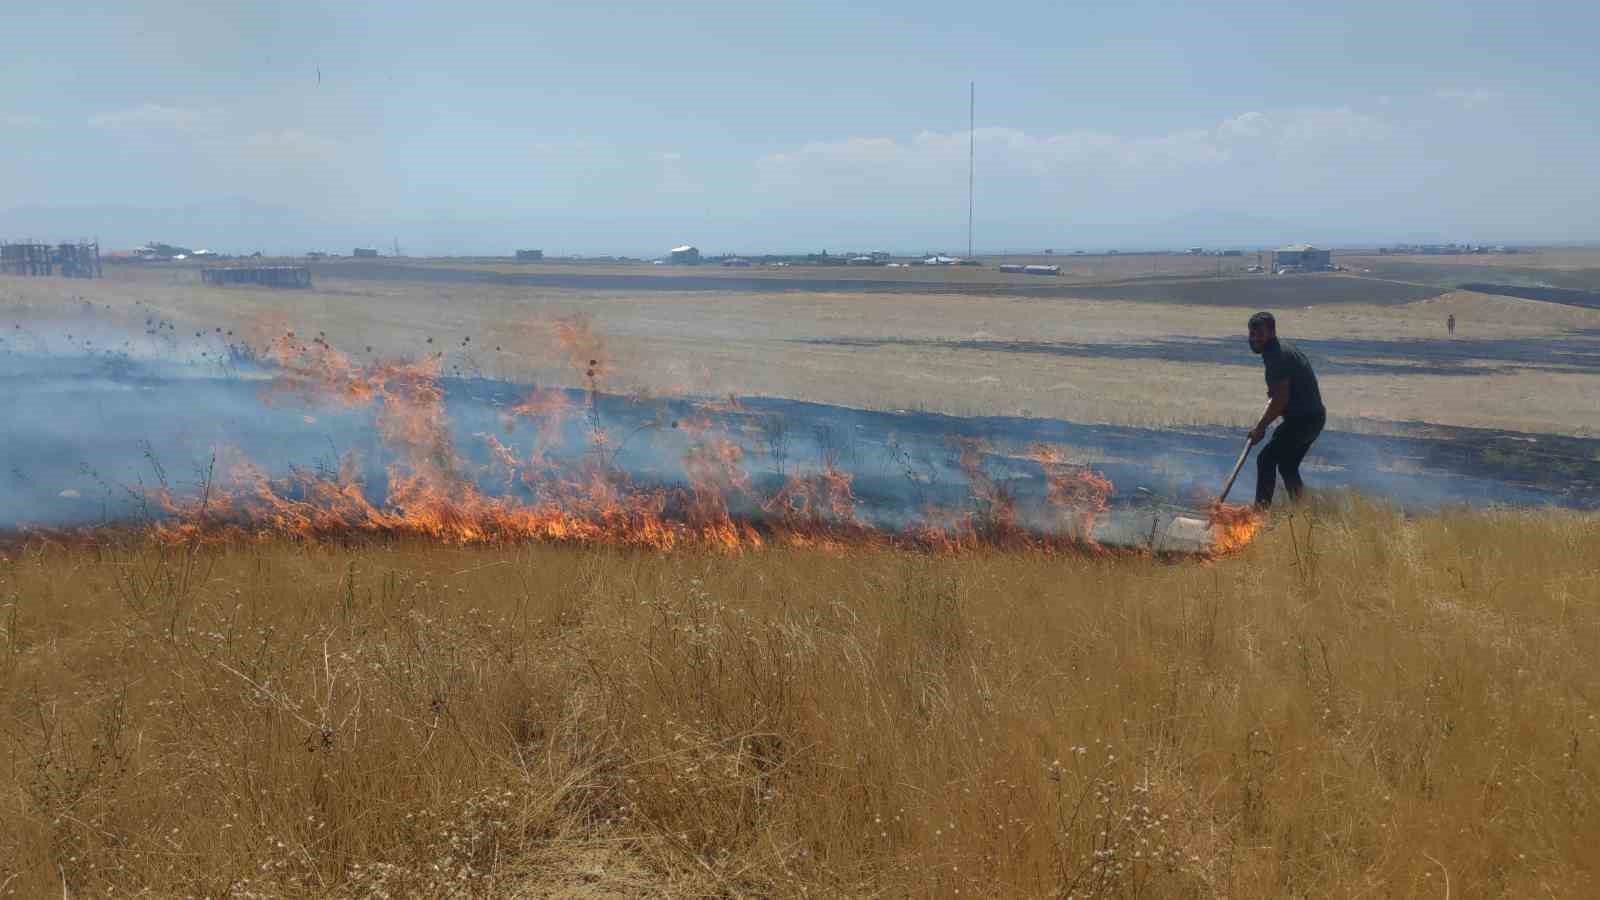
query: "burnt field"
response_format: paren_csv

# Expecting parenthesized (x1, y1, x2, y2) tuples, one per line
(1344, 250, 1600, 309)
(795, 328, 1600, 378)
(307, 259, 1446, 307)
(4, 263, 1600, 898)
(5, 350, 1596, 547)
(8, 254, 1600, 451)
(1345, 252, 1600, 292)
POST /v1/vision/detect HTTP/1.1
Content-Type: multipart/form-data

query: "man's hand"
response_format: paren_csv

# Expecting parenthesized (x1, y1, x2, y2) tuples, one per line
(1247, 423, 1267, 445)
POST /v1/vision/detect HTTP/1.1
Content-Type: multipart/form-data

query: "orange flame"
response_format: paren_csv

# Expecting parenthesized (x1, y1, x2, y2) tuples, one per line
(1027, 443, 1113, 547)
(113, 325, 1210, 558)
(1206, 501, 1264, 555)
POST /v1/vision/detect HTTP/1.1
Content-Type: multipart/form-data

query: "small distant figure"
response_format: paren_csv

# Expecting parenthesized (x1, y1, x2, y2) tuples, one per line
(1447, 313, 1456, 336)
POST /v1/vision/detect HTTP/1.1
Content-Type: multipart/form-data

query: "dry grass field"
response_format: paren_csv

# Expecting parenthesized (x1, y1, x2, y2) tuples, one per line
(6, 259, 1600, 436)
(4, 255, 1600, 897)
(3, 497, 1598, 897)
(1341, 250, 1600, 292)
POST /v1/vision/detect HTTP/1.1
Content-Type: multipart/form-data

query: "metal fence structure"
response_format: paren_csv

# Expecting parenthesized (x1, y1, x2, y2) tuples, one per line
(200, 266, 313, 288)
(1, 241, 101, 278)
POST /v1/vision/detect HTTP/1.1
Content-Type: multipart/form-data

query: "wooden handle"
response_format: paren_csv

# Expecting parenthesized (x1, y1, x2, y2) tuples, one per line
(1218, 402, 1270, 504)
(1217, 437, 1253, 504)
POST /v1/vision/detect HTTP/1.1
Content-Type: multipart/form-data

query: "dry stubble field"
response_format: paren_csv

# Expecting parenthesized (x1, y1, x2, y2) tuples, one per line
(4, 260, 1600, 896)
(2, 499, 1598, 896)
(6, 259, 1600, 436)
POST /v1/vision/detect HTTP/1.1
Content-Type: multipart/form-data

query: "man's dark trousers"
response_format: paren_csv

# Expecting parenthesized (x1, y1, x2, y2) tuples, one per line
(1255, 411, 1325, 507)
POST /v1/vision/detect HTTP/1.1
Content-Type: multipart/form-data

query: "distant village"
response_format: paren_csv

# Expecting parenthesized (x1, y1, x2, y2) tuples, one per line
(0, 235, 1540, 290)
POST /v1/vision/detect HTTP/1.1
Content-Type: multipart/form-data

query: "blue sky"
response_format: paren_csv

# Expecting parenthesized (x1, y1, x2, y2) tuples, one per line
(1, 0, 1594, 254)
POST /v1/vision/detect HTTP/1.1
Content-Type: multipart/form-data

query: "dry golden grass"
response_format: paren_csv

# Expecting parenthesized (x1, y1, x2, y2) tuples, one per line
(9, 268, 1600, 435)
(3, 496, 1598, 897)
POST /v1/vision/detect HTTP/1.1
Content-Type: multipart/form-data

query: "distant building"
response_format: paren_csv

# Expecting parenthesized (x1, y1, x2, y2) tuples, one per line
(138, 242, 192, 260)
(353, 247, 379, 258)
(515, 249, 543, 261)
(1272, 244, 1331, 271)
(668, 245, 700, 264)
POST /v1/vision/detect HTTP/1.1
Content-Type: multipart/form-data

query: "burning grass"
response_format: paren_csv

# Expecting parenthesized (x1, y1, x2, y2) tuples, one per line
(1205, 501, 1265, 555)
(111, 319, 1143, 558)
(2, 496, 1597, 896)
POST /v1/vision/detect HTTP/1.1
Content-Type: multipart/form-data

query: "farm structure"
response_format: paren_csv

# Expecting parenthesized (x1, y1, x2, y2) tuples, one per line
(1, 241, 101, 278)
(201, 266, 313, 289)
(1272, 244, 1332, 271)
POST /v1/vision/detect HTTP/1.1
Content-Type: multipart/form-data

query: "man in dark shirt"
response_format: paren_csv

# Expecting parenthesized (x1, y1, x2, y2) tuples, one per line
(1246, 311, 1326, 508)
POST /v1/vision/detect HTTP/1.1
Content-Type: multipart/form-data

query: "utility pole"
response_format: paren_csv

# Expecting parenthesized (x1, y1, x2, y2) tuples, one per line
(967, 81, 975, 260)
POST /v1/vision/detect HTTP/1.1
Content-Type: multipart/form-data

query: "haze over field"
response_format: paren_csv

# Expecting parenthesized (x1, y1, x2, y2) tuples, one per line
(7, 5, 1600, 896)
(2, 0, 1596, 254)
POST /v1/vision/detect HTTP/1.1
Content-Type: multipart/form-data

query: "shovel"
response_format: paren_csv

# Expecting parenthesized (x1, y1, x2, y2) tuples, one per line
(1217, 401, 1270, 505)
(1145, 403, 1268, 552)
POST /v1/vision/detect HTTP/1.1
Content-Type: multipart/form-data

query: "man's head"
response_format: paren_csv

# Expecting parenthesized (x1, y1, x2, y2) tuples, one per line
(1247, 311, 1277, 354)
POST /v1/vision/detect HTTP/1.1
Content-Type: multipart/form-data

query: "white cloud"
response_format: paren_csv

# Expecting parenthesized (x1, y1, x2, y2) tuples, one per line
(1267, 107, 1388, 150)
(2, 113, 47, 129)
(758, 106, 1388, 196)
(746, 106, 1410, 230)
(231, 129, 342, 165)
(84, 102, 353, 208)
(86, 103, 340, 170)
(1433, 88, 1503, 109)
(88, 103, 226, 137)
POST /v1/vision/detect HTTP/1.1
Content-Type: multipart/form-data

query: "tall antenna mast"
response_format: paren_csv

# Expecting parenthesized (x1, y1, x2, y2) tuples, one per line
(968, 81, 975, 259)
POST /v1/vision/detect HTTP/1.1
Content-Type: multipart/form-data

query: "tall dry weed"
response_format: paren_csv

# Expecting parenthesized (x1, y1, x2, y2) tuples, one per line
(1, 496, 1597, 896)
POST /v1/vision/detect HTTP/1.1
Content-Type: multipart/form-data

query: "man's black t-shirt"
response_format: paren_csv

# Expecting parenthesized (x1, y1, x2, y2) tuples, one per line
(1261, 338, 1325, 419)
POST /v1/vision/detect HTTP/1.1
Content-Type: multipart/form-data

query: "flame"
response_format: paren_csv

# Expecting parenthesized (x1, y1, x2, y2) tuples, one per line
(505, 386, 571, 470)
(953, 437, 1024, 543)
(1206, 501, 1264, 555)
(91, 324, 1219, 558)
(1028, 444, 1114, 547)
(764, 464, 859, 527)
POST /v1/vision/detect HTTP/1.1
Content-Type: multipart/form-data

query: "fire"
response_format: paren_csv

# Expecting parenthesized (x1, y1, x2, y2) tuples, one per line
(1206, 502, 1264, 555)
(47, 321, 1256, 558)
(764, 464, 859, 527)
(953, 437, 1024, 542)
(1028, 443, 1114, 546)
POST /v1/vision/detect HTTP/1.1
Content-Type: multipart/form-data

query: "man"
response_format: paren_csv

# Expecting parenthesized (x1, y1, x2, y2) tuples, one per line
(1447, 313, 1456, 336)
(1246, 312, 1326, 508)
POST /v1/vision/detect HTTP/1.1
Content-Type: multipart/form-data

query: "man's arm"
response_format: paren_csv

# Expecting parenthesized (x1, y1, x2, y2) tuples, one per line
(1248, 379, 1291, 444)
